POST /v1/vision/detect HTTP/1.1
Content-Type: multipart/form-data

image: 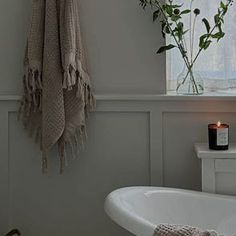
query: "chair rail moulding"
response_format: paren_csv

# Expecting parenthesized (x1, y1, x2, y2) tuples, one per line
(1, 93, 236, 102)
(0, 94, 236, 188)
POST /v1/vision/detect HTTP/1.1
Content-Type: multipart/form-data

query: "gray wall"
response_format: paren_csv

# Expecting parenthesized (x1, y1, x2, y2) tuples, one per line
(1, 1, 236, 236)
(0, 0, 165, 95)
(0, 0, 164, 235)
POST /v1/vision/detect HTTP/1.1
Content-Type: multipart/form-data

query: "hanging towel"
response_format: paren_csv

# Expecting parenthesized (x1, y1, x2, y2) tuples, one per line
(153, 224, 218, 236)
(19, 0, 96, 173)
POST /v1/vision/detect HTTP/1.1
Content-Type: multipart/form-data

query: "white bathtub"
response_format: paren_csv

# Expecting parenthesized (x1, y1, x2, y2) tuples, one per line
(104, 187, 236, 236)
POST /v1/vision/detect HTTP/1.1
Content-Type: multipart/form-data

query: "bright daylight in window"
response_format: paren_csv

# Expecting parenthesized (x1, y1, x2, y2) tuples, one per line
(167, 0, 236, 93)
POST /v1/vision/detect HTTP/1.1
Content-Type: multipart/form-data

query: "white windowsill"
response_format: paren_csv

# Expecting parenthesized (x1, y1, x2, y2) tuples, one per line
(97, 88, 236, 101)
(164, 90, 236, 100)
(0, 91, 236, 102)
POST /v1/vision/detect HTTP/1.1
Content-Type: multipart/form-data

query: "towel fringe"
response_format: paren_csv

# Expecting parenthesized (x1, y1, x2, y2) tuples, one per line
(19, 65, 43, 120)
(62, 59, 96, 112)
(59, 141, 67, 174)
(57, 124, 88, 173)
(20, 60, 95, 174)
(19, 65, 43, 156)
(58, 59, 95, 173)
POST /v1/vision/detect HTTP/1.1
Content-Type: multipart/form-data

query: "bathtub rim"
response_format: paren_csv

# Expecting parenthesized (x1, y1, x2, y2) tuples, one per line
(104, 186, 236, 236)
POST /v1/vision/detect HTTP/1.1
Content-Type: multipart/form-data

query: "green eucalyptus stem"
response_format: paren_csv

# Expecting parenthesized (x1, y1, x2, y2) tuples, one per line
(191, 14, 197, 63)
(154, 0, 200, 92)
(170, 16, 199, 92)
(169, 0, 189, 63)
(182, 24, 224, 85)
(176, 66, 199, 94)
(140, 0, 233, 94)
(192, 26, 218, 67)
(179, 0, 232, 88)
(189, 66, 199, 93)
(154, 0, 192, 71)
(171, 17, 191, 66)
(183, 37, 188, 54)
(169, 15, 200, 92)
(171, 22, 200, 93)
(148, 0, 193, 74)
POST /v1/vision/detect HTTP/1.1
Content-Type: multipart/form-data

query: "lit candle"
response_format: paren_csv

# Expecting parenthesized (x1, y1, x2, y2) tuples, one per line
(208, 121, 229, 150)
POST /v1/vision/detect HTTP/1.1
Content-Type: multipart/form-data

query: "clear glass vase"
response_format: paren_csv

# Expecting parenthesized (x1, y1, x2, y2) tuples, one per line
(176, 65, 204, 95)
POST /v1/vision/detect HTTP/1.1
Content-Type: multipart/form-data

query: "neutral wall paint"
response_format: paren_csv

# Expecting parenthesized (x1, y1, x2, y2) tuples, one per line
(1, 98, 236, 236)
(0, 0, 164, 235)
(0, 0, 166, 95)
(1, 0, 236, 236)
(0, 0, 30, 94)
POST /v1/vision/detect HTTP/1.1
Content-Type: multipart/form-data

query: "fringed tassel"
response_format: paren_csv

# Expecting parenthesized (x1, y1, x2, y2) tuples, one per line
(62, 58, 96, 112)
(69, 138, 76, 160)
(72, 134, 80, 159)
(63, 64, 77, 90)
(76, 77, 84, 100)
(19, 66, 43, 121)
(58, 140, 67, 174)
(57, 126, 86, 173)
(67, 133, 80, 161)
(57, 58, 96, 174)
(19, 66, 44, 174)
(79, 126, 87, 148)
(35, 125, 42, 143)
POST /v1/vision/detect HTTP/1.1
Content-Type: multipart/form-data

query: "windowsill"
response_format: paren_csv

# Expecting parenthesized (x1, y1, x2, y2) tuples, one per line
(95, 92, 236, 101)
(165, 90, 236, 100)
(0, 91, 236, 102)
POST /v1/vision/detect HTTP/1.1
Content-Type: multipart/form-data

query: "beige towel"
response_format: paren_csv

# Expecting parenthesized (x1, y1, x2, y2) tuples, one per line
(154, 224, 218, 236)
(19, 0, 95, 173)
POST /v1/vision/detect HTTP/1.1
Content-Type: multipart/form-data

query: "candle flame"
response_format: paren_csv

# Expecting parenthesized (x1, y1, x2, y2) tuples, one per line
(217, 121, 221, 127)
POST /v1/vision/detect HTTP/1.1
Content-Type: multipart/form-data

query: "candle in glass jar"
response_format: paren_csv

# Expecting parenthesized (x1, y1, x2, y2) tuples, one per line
(208, 121, 229, 150)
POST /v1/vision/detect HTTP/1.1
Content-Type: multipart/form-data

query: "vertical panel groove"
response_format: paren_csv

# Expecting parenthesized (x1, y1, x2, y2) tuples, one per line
(150, 110, 163, 186)
(0, 107, 10, 233)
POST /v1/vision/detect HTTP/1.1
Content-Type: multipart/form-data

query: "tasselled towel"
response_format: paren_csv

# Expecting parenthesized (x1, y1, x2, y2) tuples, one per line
(19, 0, 95, 173)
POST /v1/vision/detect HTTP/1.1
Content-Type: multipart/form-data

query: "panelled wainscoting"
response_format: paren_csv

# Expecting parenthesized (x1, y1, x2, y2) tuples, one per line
(0, 95, 236, 235)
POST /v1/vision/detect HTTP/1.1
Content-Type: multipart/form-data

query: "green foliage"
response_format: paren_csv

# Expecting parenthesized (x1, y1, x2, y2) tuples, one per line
(157, 44, 176, 54)
(153, 9, 160, 22)
(198, 0, 232, 50)
(139, 0, 233, 67)
(181, 9, 191, 15)
(202, 18, 210, 33)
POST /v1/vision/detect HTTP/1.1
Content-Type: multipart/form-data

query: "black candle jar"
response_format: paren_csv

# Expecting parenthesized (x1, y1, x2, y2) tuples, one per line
(208, 122, 229, 150)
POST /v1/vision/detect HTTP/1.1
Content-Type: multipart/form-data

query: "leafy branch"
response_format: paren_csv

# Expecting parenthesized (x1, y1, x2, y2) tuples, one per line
(139, 0, 234, 93)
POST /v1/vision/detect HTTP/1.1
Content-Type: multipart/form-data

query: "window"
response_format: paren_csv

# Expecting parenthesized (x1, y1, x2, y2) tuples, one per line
(167, 0, 236, 93)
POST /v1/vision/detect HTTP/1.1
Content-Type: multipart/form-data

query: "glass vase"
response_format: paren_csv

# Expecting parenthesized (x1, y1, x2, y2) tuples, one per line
(176, 65, 204, 95)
